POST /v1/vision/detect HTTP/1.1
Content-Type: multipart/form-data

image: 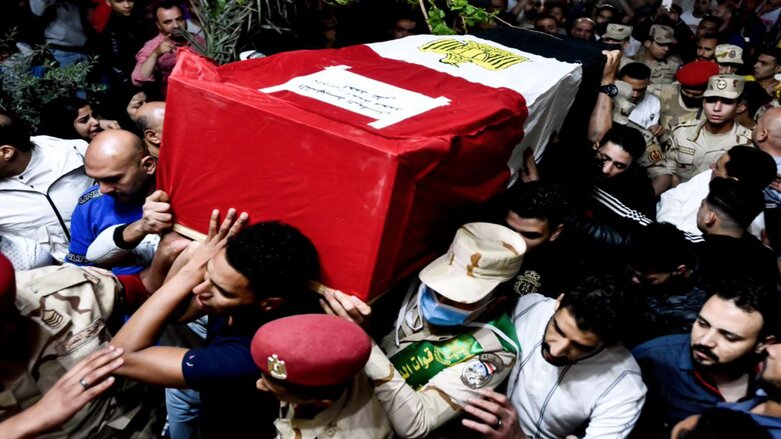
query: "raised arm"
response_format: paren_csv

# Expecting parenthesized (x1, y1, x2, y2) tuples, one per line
(111, 209, 247, 387)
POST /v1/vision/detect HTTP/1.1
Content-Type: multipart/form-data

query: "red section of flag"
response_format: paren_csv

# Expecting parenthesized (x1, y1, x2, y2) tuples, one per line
(159, 48, 528, 300)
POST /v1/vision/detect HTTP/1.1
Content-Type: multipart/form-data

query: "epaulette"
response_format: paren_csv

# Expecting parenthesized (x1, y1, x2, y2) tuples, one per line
(78, 188, 102, 205)
(670, 118, 700, 132)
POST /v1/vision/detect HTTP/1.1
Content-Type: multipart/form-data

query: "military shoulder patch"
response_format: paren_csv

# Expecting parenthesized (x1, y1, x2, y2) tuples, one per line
(461, 353, 503, 389)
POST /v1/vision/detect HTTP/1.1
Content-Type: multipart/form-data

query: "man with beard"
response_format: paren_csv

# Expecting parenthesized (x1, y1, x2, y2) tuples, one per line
(66, 130, 168, 274)
(132, 0, 204, 97)
(321, 222, 525, 438)
(461, 276, 646, 438)
(570, 17, 596, 41)
(593, 4, 618, 38)
(632, 281, 778, 438)
(748, 47, 781, 99)
(672, 343, 781, 438)
(696, 34, 718, 62)
(659, 74, 752, 191)
(710, 343, 781, 436)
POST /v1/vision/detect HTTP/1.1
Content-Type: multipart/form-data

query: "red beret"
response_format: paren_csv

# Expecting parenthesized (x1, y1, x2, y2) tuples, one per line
(677, 61, 720, 88)
(251, 314, 371, 387)
(0, 254, 15, 315)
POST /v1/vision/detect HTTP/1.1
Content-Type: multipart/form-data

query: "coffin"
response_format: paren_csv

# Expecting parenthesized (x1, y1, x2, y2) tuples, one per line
(159, 35, 581, 300)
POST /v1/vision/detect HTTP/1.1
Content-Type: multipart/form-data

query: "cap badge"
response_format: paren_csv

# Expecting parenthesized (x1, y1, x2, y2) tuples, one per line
(716, 79, 727, 90)
(466, 252, 481, 278)
(267, 354, 288, 380)
(729, 50, 736, 58)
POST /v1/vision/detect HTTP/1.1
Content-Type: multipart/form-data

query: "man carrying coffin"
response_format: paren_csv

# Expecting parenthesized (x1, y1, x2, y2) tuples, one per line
(322, 222, 525, 438)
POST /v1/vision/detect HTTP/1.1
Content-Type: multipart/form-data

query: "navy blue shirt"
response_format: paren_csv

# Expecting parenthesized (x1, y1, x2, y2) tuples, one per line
(632, 334, 756, 438)
(182, 315, 277, 438)
(722, 394, 781, 438)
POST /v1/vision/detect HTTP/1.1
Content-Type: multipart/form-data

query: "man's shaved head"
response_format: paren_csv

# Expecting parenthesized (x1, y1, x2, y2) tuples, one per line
(754, 107, 781, 156)
(85, 130, 155, 201)
(135, 102, 166, 158)
(136, 102, 165, 132)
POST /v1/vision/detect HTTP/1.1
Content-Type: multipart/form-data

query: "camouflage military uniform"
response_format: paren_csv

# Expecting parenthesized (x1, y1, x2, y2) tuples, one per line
(655, 83, 703, 131)
(363, 281, 518, 438)
(663, 119, 753, 182)
(626, 119, 670, 178)
(0, 265, 161, 438)
(639, 53, 684, 85)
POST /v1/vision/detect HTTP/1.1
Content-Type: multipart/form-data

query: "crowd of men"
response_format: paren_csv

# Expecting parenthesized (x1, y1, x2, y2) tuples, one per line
(1, 0, 781, 438)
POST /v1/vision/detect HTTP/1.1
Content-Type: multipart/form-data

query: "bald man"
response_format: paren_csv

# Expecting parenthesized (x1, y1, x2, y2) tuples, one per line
(66, 130, 171, 274)
(754, 107, 781, 208)
(135, 102, 165, 159)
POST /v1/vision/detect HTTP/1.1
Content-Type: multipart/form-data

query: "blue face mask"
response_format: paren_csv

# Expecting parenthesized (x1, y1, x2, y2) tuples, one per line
(418, 286, 478, 327)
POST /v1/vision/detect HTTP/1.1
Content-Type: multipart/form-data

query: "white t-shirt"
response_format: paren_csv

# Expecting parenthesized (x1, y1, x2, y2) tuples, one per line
(508, 294, 646, 439)
(656, 168, 765, 237)
(628, 93, 661, 129)
(680, 11, 703, 35)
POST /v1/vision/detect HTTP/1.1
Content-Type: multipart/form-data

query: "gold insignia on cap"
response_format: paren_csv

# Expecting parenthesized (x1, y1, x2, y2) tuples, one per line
(501, 241, 519, 255)
(716, 79, 727, 90)
(466, 252, 481, 277)
(267, 354, 288, 380)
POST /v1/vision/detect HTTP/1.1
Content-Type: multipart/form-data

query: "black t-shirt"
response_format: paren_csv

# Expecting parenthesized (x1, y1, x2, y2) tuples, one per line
(696, 234, 780, 293)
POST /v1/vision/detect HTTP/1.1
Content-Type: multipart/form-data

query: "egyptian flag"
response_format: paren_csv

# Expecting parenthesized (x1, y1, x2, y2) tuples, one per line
(158, 35, 580, 300)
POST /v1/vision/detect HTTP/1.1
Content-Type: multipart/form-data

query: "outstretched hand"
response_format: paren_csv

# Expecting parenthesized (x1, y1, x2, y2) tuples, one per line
(5, 346, 125, 437)
(184, 209, 249, 274)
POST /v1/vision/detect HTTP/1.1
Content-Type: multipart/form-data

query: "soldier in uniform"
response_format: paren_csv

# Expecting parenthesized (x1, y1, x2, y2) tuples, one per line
(250, 314, 392, 438)
(0, 253, 165, 438)
(602, 23, 633, 60)
(612, 80, 669, 186)
(632, 24, 683, 85)
(656, 60, 719, 132)
(714, 44, 743, 74)
(322, 222, 525, 438)
(662, 74, 753, 189)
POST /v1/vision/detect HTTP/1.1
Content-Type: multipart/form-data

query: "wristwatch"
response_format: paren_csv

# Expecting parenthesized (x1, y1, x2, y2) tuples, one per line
(599, 84, 618, 98)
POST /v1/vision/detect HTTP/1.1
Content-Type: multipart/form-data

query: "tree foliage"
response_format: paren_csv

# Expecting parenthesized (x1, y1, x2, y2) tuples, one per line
(0, 30, 105, 131)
